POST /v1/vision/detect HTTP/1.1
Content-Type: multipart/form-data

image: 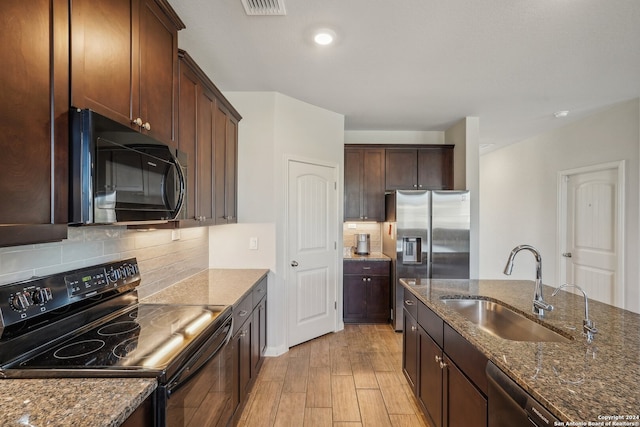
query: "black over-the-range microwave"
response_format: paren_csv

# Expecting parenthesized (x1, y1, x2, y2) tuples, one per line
(69, 108, 187, 225)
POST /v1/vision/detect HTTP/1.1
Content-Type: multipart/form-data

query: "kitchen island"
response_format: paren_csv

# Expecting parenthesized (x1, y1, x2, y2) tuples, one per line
(400, 278, 640, 423)
(0, 268, 268, 427)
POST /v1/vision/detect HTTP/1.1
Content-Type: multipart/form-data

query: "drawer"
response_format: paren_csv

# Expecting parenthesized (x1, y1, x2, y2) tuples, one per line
(443, 323, 488, 395)
(403, 287, 418, 319)
(252, 277, 267, 307)
(344, 260, 389, 275)
(418, 301, 444, 347)
(233, 293, 253, 334)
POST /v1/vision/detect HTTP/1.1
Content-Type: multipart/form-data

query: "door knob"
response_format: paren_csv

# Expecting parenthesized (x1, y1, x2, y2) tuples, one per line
(291, 261, 299, 267)
(562, 253, 572, 258)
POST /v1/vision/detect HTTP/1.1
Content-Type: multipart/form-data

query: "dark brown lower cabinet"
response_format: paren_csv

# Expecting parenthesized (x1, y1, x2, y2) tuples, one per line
(343, 260, 390, 323)
(232, 277, 268, 423)
(419, 328, 443, 427)
(403, 291, 487, 427)
(402, 308, 419, 391)
(444, 354, 487, 427)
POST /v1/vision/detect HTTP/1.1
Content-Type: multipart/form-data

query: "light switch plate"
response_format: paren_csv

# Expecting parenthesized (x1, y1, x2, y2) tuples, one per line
(249, 237, 259, 250)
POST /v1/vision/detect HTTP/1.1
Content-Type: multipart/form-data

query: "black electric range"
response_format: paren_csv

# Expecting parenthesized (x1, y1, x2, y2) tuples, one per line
(0, 259, 235, 426)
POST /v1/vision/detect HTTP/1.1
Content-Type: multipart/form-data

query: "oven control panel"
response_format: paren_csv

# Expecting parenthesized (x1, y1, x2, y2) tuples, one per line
(0, 258, 140, 331)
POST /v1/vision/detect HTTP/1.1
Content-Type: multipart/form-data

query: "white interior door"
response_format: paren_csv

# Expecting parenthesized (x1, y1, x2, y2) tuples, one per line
(561, 164, 623, 307)
(287, 159, 338, 347)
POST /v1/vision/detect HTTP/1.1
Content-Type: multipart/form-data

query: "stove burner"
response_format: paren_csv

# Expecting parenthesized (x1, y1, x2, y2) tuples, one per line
(53, 339, 106, 360)
(97, 321, 140, 336)
(112, 337, 140, 359)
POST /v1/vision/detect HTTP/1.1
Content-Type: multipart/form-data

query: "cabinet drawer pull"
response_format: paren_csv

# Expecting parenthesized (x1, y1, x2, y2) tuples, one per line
(238, 310, 249, 317)
(404, 300, 415, 306)
(362, 267, 371, 270)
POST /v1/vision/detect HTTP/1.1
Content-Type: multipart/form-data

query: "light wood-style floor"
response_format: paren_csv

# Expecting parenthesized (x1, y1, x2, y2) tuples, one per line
(237, 324, 430, 427)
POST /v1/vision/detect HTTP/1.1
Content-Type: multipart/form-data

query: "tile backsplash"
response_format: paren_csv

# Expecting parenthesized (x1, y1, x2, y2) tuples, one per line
(0, 226, 209, 298)
(343, 222, 382, 254)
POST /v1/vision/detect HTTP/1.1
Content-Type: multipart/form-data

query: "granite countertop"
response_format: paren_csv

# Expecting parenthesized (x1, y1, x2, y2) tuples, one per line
(400, 278, 640, 423)
(0, 378, 156, 427)
(0, 268, 269, 427)
(141, 268, 269, 306)
(343, 251, 390, 261)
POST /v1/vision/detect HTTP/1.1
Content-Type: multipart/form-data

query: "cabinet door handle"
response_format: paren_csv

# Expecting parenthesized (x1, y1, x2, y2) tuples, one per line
(143, 122, 151, 131)
(435, 355, 442, 363)
(439, 361, 448, 369)
(291, 261, 299, 267)
(404, 300, 415, 306)
(238, 310, 248, 317)
(411, 325, 417, 331)
(367, 278, 371, 282)
(132, 117, 143, 126)
(362, 266, 371, 270)
(362, 277, 367, 282)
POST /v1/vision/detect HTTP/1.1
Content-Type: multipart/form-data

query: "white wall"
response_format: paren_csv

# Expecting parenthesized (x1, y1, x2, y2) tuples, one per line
(445, 117, 481, 279)
(345, 130, 444, 145)
(479, 98, 640, 313)
(213, 91, 344, 355)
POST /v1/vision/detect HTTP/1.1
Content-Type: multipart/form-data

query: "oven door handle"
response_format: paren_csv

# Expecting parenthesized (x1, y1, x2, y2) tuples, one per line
(166, 317, 233, 396)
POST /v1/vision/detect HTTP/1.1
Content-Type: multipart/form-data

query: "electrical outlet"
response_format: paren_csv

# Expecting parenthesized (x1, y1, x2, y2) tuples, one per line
(347, 223, 357, 229)
(249, 237, 258, 250)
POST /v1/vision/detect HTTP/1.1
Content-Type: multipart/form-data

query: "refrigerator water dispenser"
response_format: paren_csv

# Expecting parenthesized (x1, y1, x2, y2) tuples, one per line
(402, 237, 421, 263)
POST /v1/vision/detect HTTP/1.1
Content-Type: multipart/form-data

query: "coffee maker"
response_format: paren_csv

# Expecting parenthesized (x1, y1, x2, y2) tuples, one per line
(354, 233, 371, 255)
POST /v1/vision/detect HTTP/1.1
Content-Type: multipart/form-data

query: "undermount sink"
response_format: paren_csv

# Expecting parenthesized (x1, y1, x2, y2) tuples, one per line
(440, 298, 571, 343)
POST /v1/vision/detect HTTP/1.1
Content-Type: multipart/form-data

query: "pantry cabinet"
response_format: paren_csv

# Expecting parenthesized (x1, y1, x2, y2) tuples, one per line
(70, 0, 184, 146)
(385, 146, 454, 191)
(0, 0, 69, 247)
(402, 288, 487, 427)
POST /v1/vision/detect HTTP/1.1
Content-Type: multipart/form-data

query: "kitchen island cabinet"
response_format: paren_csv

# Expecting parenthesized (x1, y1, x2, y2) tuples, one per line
(399, 278, 640, 423)
(70, 0, 184, 146)
(403, 287, 487, 427)
(0, 0, 69, 248)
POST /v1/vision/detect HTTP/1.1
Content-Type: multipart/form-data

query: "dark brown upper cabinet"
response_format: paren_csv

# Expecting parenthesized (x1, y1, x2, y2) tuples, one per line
(344, 147, 385, 221)
(0, 0, 69, 247)
(176, 50, 241, 227)
(385, 146, 454, 191)
(214, 103, 239, 225)
(70, 0, 184, 146)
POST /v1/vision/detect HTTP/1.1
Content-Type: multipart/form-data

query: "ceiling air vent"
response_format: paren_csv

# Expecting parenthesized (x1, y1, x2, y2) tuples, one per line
(241, 0, 286, 16)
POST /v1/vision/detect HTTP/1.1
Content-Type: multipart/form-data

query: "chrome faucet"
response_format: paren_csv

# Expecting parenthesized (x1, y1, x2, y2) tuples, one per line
(552, 284, 597, 343)
(503, 245, 554, 317)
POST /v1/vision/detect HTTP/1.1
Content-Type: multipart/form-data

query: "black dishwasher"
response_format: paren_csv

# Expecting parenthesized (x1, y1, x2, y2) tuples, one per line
(486, 362, 559, 427)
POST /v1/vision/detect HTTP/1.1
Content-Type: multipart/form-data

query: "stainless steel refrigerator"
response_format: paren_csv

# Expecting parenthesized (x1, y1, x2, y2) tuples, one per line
(382, 190, 470, 330)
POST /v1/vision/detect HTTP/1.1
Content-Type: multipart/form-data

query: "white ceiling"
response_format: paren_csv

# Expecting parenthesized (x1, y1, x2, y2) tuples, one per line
(167, 0, 640, 152)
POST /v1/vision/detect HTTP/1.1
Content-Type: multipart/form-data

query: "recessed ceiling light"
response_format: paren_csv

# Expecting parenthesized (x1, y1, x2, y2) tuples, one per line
(554, 110, 570, 118)
(314, 29, 335, 46)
